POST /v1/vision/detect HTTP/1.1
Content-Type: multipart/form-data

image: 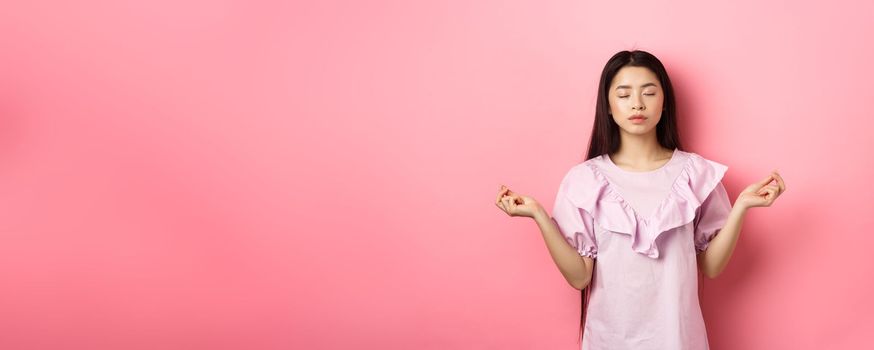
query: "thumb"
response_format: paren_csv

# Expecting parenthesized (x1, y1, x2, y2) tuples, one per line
(753, 173, 775, 188)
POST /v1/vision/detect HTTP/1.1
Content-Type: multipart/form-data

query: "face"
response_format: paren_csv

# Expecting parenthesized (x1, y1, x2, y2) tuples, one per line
(608, 66, 665, 135)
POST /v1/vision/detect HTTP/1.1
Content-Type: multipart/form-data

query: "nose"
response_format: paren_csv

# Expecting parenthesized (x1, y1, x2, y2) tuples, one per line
(632, 96, 645, 111)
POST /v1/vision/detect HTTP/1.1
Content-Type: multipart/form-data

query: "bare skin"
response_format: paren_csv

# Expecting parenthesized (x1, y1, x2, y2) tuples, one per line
(495, 186, 594, 290)
(496, 66, 787, 289)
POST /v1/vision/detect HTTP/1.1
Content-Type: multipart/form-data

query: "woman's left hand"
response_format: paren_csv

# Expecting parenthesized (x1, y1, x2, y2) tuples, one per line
(735, 170, 786, 210)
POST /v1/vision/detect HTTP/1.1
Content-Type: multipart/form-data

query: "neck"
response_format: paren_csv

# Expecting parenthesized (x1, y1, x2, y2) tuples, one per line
(612, 130, 672, 166)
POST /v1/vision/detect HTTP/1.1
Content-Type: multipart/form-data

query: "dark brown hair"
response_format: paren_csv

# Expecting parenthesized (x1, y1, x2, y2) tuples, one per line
(577, 49, 684, 344)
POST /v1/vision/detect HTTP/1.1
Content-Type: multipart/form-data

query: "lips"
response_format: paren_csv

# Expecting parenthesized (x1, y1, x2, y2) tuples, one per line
(628, 115, 647, 120)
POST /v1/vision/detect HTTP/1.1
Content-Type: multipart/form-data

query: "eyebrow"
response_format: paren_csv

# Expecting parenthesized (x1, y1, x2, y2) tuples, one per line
(615, 83, 658, 90)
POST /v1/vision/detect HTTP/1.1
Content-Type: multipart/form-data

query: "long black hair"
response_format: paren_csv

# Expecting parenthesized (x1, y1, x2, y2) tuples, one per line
(577, 49, 684, 344)
(584, 50, 684, 161)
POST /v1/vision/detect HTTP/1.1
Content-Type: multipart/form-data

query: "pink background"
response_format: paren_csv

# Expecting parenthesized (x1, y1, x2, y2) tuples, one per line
(1, 0, 872, 349)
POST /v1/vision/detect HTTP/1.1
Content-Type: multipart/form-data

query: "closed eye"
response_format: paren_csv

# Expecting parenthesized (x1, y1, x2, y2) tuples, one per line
(619, 94, 656, 98)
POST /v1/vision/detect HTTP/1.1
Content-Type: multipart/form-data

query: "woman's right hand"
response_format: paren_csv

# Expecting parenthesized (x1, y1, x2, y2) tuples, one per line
(495, 185, 543, 219)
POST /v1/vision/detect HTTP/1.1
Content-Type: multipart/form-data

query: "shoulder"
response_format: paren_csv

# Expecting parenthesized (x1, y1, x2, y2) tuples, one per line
(559, 155, 604, 185)
(679, 150, 729, 175)
(556, 156, 609, 208)
(674, 150, 730, 202)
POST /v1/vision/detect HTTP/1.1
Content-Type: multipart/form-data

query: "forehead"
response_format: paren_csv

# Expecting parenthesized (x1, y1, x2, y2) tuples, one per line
(610, 66, 660, 89)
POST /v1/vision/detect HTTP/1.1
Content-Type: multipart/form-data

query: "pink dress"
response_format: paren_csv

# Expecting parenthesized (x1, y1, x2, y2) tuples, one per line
(551, 149, 732, 350)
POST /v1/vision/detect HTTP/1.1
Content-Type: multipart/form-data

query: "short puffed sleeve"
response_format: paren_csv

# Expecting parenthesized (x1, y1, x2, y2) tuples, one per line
(552, 175, 598, 259)
(693, 181, 732, 254)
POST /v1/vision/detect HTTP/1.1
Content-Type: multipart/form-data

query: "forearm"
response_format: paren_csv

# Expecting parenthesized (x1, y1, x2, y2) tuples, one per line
(698, 204, 749, 278)
(533, 207, 593, 290)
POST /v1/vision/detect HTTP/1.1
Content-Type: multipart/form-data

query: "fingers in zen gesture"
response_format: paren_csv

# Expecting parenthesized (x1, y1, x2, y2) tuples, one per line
(495, 185, 540, 218)
(737, 170, 786, 209)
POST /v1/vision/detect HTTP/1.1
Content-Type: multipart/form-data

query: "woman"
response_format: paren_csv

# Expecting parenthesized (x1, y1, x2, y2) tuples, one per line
(494, 50, 786, 349)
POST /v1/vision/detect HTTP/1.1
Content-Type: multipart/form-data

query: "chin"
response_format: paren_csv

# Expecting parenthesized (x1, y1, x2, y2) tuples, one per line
(620, 125, 657, 135)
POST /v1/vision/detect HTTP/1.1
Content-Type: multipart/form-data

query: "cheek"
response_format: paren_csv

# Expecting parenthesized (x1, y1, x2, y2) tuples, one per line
(609, 98, 626, 110)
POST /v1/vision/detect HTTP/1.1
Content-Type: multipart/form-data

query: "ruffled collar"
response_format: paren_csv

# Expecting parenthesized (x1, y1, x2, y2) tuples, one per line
(562, 150, 728, 259)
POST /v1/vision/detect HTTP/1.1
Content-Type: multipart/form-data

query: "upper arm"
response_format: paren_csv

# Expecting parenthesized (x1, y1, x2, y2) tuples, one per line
(696, 248, 717, 278)
(580, 256, 595, 287)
